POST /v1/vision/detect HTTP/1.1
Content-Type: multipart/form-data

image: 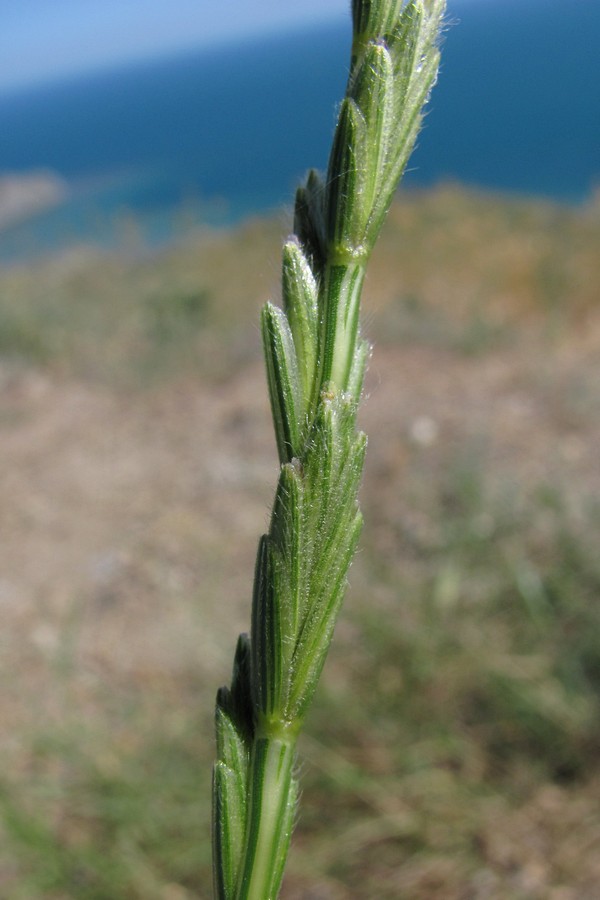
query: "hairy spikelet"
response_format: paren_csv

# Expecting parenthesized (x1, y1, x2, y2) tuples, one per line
(213, 3, 446, 897)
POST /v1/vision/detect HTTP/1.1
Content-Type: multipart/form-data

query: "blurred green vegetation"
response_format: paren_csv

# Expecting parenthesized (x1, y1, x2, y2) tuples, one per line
(1, 185, 598, 385)
(1, 186, 599, 898)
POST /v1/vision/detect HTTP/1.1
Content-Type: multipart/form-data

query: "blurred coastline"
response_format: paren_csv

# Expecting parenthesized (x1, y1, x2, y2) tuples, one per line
(1, 0, 599, 264)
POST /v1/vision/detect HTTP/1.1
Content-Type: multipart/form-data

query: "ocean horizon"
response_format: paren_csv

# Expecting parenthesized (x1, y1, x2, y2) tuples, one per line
(1, 0, 599, 262)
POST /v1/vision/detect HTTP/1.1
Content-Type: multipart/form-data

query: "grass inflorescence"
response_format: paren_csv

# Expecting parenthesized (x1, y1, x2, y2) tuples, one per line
(212, 3, 448, 896)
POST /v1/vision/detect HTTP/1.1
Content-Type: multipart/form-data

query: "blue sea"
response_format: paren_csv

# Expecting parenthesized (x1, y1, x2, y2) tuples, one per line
(1, 0, 599, 262)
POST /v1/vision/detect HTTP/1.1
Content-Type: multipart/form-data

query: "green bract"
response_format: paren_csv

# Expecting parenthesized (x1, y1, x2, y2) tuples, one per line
(213, 2, 445, 897)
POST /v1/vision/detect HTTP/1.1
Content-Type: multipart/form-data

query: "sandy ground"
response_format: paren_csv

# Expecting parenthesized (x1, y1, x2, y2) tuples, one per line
(0, 286, 599, 896)
(1, 309, 598, 725)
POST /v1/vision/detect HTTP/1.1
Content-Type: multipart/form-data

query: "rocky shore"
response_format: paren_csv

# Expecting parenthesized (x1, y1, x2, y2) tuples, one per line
(0, 170, 68, 230)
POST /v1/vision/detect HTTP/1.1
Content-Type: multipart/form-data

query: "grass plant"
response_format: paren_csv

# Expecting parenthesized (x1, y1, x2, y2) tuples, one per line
(212, 2, 446, 896)
(1, 18, 600, 900)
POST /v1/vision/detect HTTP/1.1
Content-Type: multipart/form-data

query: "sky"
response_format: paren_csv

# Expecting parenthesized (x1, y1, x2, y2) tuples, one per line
(0, 0, 350, 92)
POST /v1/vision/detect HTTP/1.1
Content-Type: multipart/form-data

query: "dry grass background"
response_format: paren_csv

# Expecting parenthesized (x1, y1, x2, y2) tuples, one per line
(0, 185, 599, 898)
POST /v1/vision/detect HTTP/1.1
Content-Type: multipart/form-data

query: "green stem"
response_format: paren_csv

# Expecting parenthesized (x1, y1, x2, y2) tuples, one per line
(235, 737, 297, 900)
(320, 261, 366, 391)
